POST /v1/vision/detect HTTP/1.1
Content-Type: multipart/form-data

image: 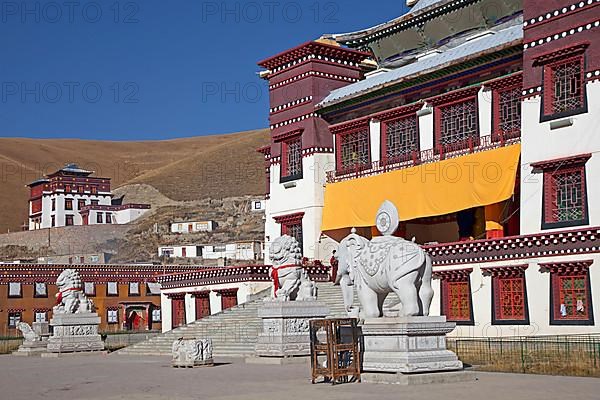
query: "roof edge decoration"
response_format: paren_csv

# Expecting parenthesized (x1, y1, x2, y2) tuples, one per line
(257, 40, 372, 72)
(323, 0, 482, 48)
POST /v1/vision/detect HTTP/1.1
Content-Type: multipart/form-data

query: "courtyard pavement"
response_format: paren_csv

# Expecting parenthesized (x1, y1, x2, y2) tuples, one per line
(1, 354, 598, 400)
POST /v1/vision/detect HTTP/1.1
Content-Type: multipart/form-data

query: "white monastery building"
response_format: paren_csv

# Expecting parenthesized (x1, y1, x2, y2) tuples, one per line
(158, 241, 262, 261)
(170, 220, 216, 234)
(255, 0, 600, 336)
(27, 164, 151, 230)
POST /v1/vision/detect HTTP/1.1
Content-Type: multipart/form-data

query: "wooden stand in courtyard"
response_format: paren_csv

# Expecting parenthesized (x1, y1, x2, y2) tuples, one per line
(310, 318, 361, 385)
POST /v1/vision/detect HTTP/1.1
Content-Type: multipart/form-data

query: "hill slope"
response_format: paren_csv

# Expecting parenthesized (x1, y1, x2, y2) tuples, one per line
(0, 130, 269, 233)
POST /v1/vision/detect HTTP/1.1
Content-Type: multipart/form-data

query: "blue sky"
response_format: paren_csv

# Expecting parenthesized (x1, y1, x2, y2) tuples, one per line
(0, 1, 407, 140)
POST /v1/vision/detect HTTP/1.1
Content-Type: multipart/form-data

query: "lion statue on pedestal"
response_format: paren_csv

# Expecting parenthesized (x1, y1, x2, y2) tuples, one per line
(269, 235, 317, 301)
(53, 269, 95, 314)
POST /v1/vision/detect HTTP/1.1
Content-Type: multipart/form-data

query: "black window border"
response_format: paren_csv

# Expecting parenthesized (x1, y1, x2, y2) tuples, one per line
(440, 278, 475, 326)
(549, 269, 595, 326)
(491, 274, 530, 326)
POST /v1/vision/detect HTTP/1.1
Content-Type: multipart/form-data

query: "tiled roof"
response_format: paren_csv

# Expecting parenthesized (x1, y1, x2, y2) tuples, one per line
(318, 24, 523, 108)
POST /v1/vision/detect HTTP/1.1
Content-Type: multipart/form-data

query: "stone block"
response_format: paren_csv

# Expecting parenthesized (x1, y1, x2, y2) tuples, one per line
(254, 300, 329, 358)
(361, 316, 463, 374)
(47, 312, 105, 353)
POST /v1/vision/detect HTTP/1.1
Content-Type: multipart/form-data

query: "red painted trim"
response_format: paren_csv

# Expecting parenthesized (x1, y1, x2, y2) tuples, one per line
(330, 117, 370, 135)
(273, 128, 303, 143)
(526, 20, 598, 49)
(258, 40, 370, 70)
(273, 212, 304, 225)
(481, 264, 529, 277)
(531, 153, 592, 170)
(524, 2, 599, 31)
(540, 259, 593, 272)
(532, 42, 590, 66)
(257, 145, 271, 156)
(427, 86, 481, 107)
(433, 268, 473, 282)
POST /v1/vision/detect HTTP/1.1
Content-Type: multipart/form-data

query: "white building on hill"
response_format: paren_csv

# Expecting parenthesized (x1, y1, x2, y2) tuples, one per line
(27, 164, 151, 230)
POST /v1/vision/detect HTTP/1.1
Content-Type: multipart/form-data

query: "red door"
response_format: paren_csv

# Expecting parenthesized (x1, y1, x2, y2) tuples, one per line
(195, 294, 211, 320)
(220, 290, 238, 311)
(182, 247, 187, 257)
(171, 298, 186, 328)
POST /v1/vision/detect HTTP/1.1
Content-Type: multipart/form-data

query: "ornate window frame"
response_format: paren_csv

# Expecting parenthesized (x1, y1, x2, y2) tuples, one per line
(431, 87, 481, 154)
(487, 74, 523, 142)
(380, 104, 421, 166)
(483, 265, 530, 325)
(331, 119, 371, 175)
(541, 260, 594, 326)
(274, 212, 304, 251)
(532, 154, 591, 230)
(535, 42, 589, 122)
(280, 136, 303, 183)
(435, 268, 474, 326)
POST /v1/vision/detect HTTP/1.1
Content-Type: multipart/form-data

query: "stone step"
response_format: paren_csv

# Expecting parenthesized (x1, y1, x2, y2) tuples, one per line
(116, 283, 402, 357)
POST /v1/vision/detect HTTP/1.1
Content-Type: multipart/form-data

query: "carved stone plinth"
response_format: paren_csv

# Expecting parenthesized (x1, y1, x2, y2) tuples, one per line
(361, 316, 462, 374)
(254, 301, 329, 358)
(172, 338, 214, 368)
(47, 312, 105, 353)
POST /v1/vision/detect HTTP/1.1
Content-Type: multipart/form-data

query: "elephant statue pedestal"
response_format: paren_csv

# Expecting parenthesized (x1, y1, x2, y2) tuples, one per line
(45, 312, 105, 354)
(252, 300, 329, 361)
(361, 316, 465, 383)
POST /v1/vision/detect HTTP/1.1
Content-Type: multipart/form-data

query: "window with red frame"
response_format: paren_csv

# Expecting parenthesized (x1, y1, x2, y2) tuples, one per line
(437, 98, 479, 151)
(492, 274, 528, 323)
(383, 115, 418, 164)
(493, 86, 521, 141)
(550, 267, 593, 325)
(541, 163, 588, 229)
(65, 215, 74, 226)
(544, 56, 586, 118)
(281, 137, 302, 180)
(441, 278, 473, 324)
(78, 199, 86, 210)
(338, 128, 370, 172)
(283, 223, 303, 250)
(65, 198, 73, 210)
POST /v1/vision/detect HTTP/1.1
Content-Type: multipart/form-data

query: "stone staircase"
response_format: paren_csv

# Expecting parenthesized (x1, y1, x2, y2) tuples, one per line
(116, 282, 400, 357)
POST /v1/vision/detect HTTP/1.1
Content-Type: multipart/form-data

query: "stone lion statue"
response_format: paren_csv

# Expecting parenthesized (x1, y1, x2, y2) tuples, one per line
(16, 322, 40, 342)
(53, 269, 95, 314)
(269, 235, 317, 301)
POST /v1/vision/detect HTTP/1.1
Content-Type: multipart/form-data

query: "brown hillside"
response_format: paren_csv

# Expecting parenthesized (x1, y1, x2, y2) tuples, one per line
(0, 130, 269, 233)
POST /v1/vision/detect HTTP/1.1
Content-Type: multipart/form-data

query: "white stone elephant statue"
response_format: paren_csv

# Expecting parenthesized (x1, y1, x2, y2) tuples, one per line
(334, 231, 434, 318)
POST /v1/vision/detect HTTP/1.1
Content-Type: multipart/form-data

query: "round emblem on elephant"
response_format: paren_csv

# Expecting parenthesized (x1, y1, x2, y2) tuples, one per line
(377, 212, 391, 233)
(375, 200, 399, 236)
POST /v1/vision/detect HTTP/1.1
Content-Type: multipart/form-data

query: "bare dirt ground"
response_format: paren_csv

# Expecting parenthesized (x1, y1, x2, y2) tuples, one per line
(1, 354, 599, 400)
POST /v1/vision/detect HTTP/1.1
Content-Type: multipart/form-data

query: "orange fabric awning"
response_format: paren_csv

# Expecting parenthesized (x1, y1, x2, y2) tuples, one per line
(321, 144, 520, 232)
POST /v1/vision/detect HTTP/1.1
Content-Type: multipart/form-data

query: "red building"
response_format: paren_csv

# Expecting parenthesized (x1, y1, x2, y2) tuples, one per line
(0, 263, 201, 336)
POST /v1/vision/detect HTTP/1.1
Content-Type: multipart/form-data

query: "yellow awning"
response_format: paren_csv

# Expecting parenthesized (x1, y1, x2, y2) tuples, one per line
(321, 144, 521, 232)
